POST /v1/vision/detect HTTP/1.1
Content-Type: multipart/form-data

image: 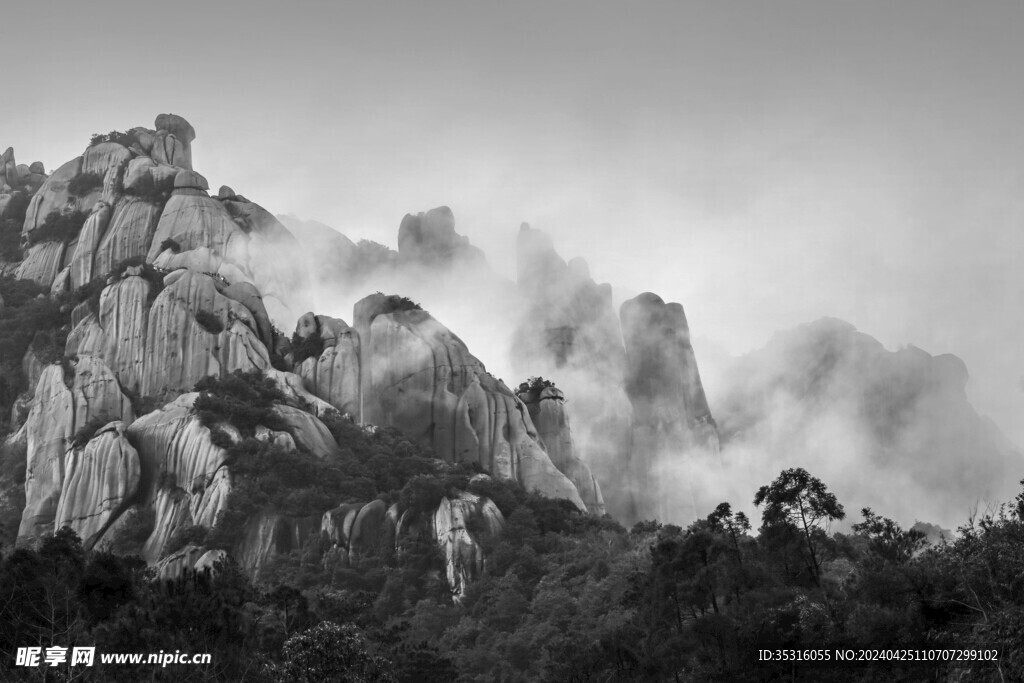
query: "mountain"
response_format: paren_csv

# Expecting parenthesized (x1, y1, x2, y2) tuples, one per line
(1, 113, 1017, 600)
(4, 114, 711, 590)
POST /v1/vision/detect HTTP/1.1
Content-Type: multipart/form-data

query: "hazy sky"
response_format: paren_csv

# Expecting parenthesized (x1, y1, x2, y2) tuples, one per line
(4, 1, 1023, 442)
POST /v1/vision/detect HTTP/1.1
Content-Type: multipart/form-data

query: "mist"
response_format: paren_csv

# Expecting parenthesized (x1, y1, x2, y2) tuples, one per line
(4, 1, 1020, 533)
(266, 207, 1021, 534)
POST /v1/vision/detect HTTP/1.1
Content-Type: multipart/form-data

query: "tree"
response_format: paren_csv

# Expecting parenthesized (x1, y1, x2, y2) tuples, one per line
(852, 507, 927, 564)
(754, 468, 844, 585)
(270, 621, 396, 682)
(706, 502, 751, 565)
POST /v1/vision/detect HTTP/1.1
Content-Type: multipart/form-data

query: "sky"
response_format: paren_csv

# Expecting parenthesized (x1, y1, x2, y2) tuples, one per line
(3, 1, 1023, 443)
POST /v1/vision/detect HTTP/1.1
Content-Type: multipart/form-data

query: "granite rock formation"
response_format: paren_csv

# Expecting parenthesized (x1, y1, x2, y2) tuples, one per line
(516, 384, 606, 515)
(620, 292, 719, 521)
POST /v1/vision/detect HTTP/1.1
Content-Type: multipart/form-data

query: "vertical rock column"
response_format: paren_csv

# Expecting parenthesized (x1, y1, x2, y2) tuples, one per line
(620, 293, 719, 522)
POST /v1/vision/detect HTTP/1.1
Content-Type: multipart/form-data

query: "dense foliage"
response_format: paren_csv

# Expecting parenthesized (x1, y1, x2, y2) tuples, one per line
(3, 368, 1020, 680)
(517, 376, 556, 395)
(194, 309, 225, 335)
(376, 292, 423, 312)
(70, 417, 108, 450)
(289, 331, 325, 365)
(57, 257, 168, 315)
(67, 172, 104, 197)
(89, 130, 137, 147)
(0, 277, 67, 428)
(27, 210, 88, 246)
(159, 238, 181, 253)
(0, 190, 30, 261)
(3, 443, 1024, 681)
(192, 370, 291, 436)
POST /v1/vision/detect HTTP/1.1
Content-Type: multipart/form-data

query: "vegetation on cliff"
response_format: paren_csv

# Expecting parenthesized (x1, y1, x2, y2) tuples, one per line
(0, 191, 30, 261)
(27, 210, 88, 246)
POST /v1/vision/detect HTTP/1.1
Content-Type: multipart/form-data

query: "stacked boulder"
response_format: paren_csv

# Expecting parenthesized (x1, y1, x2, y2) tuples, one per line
(12, 114, 304, 322)
(0, 147, 47, 198)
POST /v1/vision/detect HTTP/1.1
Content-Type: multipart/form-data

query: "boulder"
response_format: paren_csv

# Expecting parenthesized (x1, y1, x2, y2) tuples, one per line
(122, 157, 156, 193)
(150, 164, 178, 191)
(150, 130, 192, 170)
(154, 114, 196, 144)
(173, 169, 208, 191)
(22, 157, 83, 233)
(146, 194, 238, 261)
(269, 404, 340, 457)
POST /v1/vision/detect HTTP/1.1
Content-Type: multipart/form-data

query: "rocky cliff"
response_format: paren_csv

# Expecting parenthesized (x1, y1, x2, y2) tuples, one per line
(1, 112, 730, 596)
(1, 117, 613, 595)
(511, 225, 721, 522)
(10, 115, 305, 324)
(292, 293, 587, 510)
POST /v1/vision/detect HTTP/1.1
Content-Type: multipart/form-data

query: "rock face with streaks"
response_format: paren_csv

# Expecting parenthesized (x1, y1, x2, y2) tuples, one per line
(120, 388, 342, 568)
(53, 421, 140, 549)
(397, 490, 505, 600)
(66, 268, 271, 398)
(126, 393, 232, 562)
(93, 196, 162, 276)
(15, 241, 67, 285)
(19, 357, 135, 541)
(353, 293, 585, 509)
(431, 492, 504, 599)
